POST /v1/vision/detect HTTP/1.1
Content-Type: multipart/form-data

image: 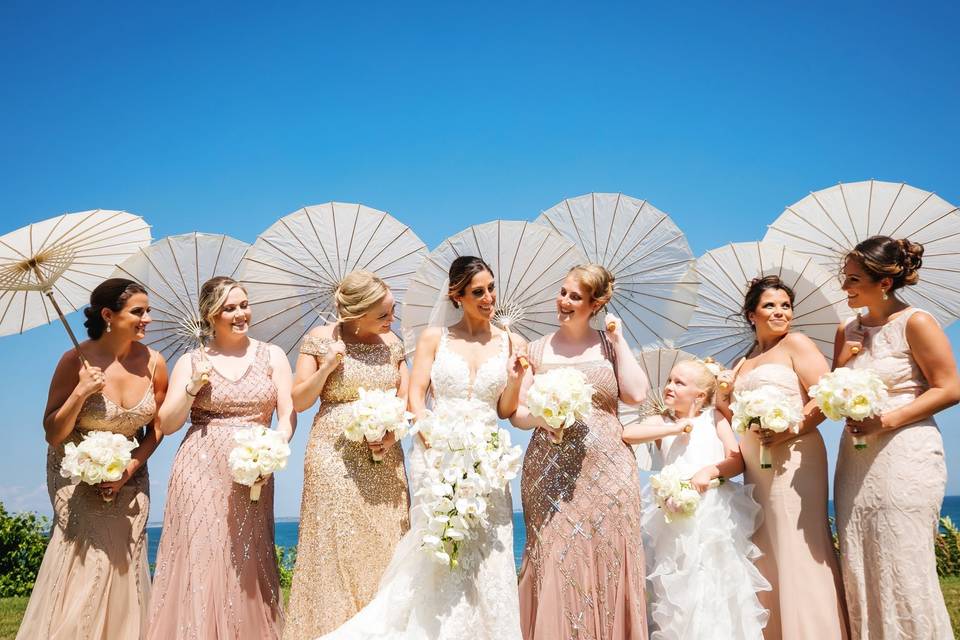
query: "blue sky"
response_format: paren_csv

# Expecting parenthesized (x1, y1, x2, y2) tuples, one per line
(1, 1, 958, 518)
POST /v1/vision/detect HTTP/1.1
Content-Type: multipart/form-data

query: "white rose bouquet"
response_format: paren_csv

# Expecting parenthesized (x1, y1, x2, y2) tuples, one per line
(412, 398, 522, 569)
(809, 367, 888, 450)
(228, 426, 291, 501)
(60, 431, 138, 501)
(648, 464, 711, 522)
(730, 385, 802, 469)
(343, 387, 413, 462)
(526, 367, 594, 444)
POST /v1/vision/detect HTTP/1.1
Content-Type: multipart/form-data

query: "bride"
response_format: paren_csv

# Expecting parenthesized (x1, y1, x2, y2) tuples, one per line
(319, 256, 526, 640)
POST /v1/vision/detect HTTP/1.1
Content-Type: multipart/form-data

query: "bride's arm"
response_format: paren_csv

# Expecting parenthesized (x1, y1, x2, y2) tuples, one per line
(408, 329, 441, 445)
(497, 333, 527, 419)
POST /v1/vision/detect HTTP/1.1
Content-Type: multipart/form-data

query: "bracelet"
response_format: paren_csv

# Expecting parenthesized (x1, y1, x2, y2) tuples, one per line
(185, 383, 199, 397)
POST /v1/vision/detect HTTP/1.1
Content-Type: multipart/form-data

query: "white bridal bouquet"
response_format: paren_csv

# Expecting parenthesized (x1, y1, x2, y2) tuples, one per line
(343, 387, 414, 462)
(809, 368, 888, 450)
(730, 386, 802, 469)
(228, 426, 291, 501)
(412, 398, 523, 569)
(526, 367, 594, 444)
(60, 431, 138, 501)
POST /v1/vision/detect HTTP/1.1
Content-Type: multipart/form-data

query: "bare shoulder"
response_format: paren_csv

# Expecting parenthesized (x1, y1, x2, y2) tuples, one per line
(418, 326, 443, 345)
(905, 308, 940, 332)
(782, 330, 819, 354)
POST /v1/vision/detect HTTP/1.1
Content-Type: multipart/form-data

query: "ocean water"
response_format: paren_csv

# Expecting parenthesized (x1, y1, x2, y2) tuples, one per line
(146, 496, 960, 572)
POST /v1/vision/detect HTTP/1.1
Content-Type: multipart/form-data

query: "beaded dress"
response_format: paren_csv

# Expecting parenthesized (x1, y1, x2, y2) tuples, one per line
(17, 358, 157, 640)
(147, 341, 284, 639)
(283, 336, 410, 639)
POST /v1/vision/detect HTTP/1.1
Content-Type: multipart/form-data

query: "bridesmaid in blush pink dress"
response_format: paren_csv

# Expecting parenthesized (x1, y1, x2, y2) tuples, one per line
(720, 276, 848, 640)
(147, 277, 296, 640)
(512, 265, 650, 640)
(833, 237, 957, 639)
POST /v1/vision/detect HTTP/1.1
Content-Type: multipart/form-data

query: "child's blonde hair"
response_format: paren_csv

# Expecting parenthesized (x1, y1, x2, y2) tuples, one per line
(674, 358, 719, 407)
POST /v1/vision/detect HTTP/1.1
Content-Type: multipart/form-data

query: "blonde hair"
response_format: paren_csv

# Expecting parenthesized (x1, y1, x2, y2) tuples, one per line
(568, 264, 615, 315)
(335, 270, 389, 323)
(198, 276, 247, 337)
(675, 359, 719, 407)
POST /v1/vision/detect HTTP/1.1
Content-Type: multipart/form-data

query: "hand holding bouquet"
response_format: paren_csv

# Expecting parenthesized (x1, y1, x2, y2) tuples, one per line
(228, 426, 291, 501)
(343, 387, 413, 462)
(649, 464, 722, 523)
(809, 367, 888, 450)
(730, 385, 802, 469)
(60, 431, 138, 502)
(526, 367, 594, 444)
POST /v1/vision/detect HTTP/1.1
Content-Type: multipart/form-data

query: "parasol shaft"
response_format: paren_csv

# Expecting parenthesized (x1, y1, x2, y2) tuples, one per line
(30, 264, 88, 367)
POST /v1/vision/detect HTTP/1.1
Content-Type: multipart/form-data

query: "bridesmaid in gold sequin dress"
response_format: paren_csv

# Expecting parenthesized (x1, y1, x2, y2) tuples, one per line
(284, 271, 410, 639)
(834, 237, 957, 639)
(147, 277, 296, 640)
(18, 279, 167, 640)
(512, 265, 650, 640)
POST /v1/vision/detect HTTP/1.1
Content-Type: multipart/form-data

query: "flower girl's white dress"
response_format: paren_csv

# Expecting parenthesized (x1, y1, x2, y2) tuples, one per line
(319, 329, 521, 640)
(642, 409, 770, 640)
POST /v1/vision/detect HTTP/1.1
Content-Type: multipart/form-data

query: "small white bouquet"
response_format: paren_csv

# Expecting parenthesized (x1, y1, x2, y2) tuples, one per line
(649, 465, 703, 523)
(526, 367, 594, 444)
(343, 387, 413, 462)
(731, 385, 802, 469)
(412, 398, 522, 569)
(60, 431, 138, 501)
(228, 426, 291, 501)
(810, 367, 888, 450)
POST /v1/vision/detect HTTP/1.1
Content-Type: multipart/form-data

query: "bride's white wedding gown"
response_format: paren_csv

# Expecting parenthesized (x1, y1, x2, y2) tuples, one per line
(319, 329, 522, 640)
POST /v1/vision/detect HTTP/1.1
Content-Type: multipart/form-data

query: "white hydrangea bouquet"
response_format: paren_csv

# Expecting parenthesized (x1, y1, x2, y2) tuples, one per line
(60, 431, 138, 501)
(526, 367, 594, 444)
(228, 426, 291, 501)
(412, 397, 522, 569)
(730, 385, 802, 469)
(809, 367, 888, 450)
(343, 387, 413, 462)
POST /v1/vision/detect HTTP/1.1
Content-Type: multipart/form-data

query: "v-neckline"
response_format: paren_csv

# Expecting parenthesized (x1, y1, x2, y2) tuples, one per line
(205, 342, 259, 384)
(441, 331, 505, 392)
(99, 384, 153, 412)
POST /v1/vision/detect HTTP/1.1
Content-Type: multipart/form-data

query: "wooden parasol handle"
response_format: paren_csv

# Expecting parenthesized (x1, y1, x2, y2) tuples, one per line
(30, 264, 88, 367)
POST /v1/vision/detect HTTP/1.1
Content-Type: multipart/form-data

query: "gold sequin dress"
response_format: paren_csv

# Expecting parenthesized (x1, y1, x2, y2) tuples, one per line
(518, 334, 648, 640)
(283, 337, 410, 639)
(17, 360, 157, 640)
(147, 341, 284, 640)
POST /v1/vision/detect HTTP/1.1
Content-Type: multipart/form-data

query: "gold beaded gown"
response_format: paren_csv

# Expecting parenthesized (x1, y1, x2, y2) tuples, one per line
(518, 334, 648, 640)
(17, 358, 157, 640)
(147, 342, 284, 639)
(283, 337, 411, 639)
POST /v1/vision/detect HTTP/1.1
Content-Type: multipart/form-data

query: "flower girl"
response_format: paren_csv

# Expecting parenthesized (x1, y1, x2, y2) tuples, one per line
(623, 359, 770, 639)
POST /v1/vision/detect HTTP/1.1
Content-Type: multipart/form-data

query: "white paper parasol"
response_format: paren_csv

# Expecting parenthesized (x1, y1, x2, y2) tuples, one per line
(674, 242, 851, 366)
(111, 232, 249, 363)
(534, 192, 699, 347)
(0, 209, 151, 360)
(238, 202, 428, 359)
(763, 180, 960, 327)
(400, 220, 585, 353)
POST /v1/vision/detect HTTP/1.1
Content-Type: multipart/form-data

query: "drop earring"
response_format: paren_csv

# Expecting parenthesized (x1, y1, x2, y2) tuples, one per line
(106, 321, 112, 333)
(882, 289, 889, 301)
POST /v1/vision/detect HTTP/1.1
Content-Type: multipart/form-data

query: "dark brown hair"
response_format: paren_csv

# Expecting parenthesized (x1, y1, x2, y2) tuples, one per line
(447, 256, 494, 309)
(845, 235, 923, 291)
(83, 278, 147, 339)
(742, 275, 795, 328)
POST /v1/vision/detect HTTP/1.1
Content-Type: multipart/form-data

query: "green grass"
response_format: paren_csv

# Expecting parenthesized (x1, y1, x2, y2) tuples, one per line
(2, 582, 957, 638)
(0, 590, 293, 639)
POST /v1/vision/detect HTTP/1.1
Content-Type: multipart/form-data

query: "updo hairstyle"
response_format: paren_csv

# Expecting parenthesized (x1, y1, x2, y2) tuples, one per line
(83, 278, 147, 339)
(568, 264, 615, 316)
(447, 256, 494, 309)
(335, 270, 389, 323)
(742, 275, 795, 328)
(845, 235, 924, 291)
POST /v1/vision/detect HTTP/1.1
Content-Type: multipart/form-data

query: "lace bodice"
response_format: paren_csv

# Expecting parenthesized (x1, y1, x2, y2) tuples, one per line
(430, 329, 508, 408)
(844, 308, 931, 411)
